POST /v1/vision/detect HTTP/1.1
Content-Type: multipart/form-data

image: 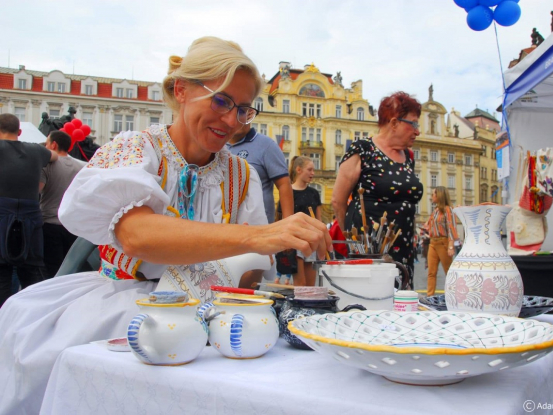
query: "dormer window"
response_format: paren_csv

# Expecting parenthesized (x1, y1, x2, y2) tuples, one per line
(18, 79, 27, 89)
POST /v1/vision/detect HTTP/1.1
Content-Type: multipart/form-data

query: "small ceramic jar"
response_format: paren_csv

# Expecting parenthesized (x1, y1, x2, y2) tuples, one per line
(200, 297, 279, 359)
(127, 296, 207, 366)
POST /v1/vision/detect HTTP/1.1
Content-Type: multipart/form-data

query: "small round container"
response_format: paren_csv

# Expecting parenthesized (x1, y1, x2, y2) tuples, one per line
(107, 337, 131, 352)
(394, 290, 419, 312)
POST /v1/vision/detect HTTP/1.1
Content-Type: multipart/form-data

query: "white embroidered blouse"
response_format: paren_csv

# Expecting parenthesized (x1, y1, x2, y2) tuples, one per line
(59, 124, 267, 281)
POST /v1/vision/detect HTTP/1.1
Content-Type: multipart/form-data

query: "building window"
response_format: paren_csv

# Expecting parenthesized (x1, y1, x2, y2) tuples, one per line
(311, 154, 321, 170)
(316, 128, 321, 142)
(113, 114, 123, 132)
(126, 89, 134, 99)
(308, 128, 314, 141)
(251, 123, 258, 131)
(58, 83, 66, 93)
(491, 186, 499, 203)
(152, 90, 160, 101)
(431, 174, 438, 188)
(465, 175, 473, 190)
(18, 79, 27, 89)
(465, 154, 472, 166)
(255, 98, 263, 112)
(302, 103, 307, 117)
(14, 107, 26, 121)
(85, 85, 93, 95)
(430, 150, 438, 162)
(448, 152, 455, 163)
(481, 167, 487, 179)
(116, 88, 124, 98)
(357, 107, 364, 121)
(282, 125, 290, 140)
(301, 127, 306, 141)
(125, 115, 134, 131)
(284, 152, 290, 167)
(492, 169, 497, 181)
(336, 105, 342, 118)
(448, 175, 455, 189)
(49, 109, 60, 118)
(362, 132, 369, 139)
(491, 149, 496, 160)
(260, 124, 267, 135)
(150, 116, 160, 125)
(283, 100, 290, 114)
(336, 156, 341, 173)
(308, 104, 315, 117)
(354, 131, 360, 141)
(482, 145, 487, 157)
(47, 82, 55, 92)
(480, 185, 488, 202)
(413, 149, 420, 160)
(316, 104, 321, 118)
(335, 130, 342, 145)
(83, 112, 93, 127)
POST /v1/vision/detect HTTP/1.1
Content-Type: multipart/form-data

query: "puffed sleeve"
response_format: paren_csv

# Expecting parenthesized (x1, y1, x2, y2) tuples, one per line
(59, 131, 170, 246)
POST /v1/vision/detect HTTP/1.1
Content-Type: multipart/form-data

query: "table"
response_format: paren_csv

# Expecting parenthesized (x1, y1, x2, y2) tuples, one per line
(41, 315, 553, 415)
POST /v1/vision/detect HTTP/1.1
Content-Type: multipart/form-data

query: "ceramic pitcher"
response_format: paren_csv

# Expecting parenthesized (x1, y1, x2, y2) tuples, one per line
(445, 203, 524, 317)
(127, 298, 208, 365)
(199, 297, 279, 359)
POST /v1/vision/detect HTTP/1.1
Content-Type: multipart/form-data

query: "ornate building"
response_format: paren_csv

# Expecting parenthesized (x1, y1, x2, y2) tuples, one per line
(0, 65, 173, 146)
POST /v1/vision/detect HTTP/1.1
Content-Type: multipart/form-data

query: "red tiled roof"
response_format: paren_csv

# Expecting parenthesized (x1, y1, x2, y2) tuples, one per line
(0, 74, 13, 88)
(97, 83, 112, 98)
(31, 78, 43, 91)
(71, 80, 81, 95)
(268, 68, 334, 95)
(137, 86, 148, 101)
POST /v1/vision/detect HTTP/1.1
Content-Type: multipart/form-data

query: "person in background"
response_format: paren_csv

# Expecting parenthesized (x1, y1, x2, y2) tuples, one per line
(0, 37, 331, 415)
(0, 114, 57, 307)
(39, 131, 87, 278)
(227, 123, 294, 224)
(331, 92, 423, 288)
(425, 186, 458, 297)
(278, 156, 322, 286)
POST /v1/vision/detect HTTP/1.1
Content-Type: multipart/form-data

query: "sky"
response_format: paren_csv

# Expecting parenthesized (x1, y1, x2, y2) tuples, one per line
(4, 0, 552, 122)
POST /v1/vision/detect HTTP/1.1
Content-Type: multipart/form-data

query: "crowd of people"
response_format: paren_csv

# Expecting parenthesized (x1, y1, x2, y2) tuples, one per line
(0, 36, 463, 413)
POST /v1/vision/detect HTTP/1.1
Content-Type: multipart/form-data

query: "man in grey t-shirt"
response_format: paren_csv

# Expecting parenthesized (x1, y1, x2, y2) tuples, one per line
(40, 131, 87, 278)
(226, 125, 293, 223)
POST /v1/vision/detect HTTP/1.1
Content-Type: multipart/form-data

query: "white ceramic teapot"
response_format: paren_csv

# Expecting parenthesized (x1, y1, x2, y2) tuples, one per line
(199, 297, 279, 359)
(127, 294, 208, 365)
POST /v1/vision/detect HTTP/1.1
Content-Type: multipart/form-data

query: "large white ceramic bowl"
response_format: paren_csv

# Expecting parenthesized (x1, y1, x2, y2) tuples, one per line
(288, 310, 553, 385)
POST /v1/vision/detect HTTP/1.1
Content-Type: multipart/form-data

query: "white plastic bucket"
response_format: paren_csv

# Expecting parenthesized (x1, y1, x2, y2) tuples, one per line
(319, 263, 398, 310)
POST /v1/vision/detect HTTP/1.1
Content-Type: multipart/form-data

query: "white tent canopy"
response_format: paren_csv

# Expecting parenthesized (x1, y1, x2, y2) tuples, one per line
(503, 32, 553, 249)
(19, 122, 47, 144)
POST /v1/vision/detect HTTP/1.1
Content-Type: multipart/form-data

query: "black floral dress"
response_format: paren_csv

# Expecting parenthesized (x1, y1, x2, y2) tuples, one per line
(342, 139, 423, 283)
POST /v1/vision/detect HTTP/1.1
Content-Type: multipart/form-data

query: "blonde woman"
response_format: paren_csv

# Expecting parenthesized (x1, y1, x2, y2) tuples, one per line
(0, 37, 331, 415)
(425, 186, 459, 297)
(278, 156, 322, 286)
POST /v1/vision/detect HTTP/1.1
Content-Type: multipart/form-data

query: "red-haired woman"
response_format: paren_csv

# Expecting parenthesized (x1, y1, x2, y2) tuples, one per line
(331, 92, 424, 287)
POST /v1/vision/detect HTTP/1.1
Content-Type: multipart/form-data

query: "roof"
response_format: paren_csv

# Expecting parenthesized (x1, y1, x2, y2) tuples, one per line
(464, 108, 499, 123)
(0, 66, 158, 87)
(267, 67, 334, 95)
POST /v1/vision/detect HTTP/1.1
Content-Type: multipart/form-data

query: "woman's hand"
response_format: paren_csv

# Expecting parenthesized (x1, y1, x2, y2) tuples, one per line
(249, 212, 332, 260)
(448, 246, 455, 257)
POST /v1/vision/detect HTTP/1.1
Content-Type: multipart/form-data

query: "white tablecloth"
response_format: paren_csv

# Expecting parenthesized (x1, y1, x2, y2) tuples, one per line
(41, 315, 553, 415)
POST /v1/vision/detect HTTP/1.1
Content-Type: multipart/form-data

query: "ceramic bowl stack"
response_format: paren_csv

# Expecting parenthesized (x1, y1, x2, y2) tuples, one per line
(288, 310, 553, 385)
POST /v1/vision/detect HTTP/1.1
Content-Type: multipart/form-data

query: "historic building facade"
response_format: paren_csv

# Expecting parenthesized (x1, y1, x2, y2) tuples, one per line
(0, 65, 173, 146)
(0, 62, 501, 227)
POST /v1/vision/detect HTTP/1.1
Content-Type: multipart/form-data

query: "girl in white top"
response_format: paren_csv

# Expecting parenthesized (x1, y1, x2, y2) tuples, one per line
(0, 37, 332, 415)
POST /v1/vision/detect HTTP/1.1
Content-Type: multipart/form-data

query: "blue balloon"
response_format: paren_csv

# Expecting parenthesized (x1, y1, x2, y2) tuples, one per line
(494, 0, 521, 26)
(454, 0, 479, 9)
(478, 0, 501, 6)
(467, 5, 494, 31)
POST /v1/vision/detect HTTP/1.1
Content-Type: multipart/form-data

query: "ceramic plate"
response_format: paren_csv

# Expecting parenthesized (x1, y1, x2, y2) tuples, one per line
(288, 310, 553, 386)
(420, 295, 553, 318)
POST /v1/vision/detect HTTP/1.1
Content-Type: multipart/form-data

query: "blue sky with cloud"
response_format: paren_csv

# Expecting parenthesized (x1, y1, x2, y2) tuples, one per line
(4, 0, 552, 122)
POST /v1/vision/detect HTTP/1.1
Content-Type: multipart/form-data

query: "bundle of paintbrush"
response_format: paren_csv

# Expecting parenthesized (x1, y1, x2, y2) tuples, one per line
(354, 211, 403, 255)
(343, 229, 367, 255)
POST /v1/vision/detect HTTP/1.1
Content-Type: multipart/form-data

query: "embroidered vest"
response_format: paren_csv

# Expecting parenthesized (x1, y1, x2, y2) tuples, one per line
(98, 130, 250, 281)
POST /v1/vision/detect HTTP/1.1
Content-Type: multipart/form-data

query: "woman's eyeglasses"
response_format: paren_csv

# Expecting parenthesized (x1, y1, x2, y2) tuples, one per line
(178, 164, 199, 221)
(195, 81, 259, 125)
(398, 118, 420, 130)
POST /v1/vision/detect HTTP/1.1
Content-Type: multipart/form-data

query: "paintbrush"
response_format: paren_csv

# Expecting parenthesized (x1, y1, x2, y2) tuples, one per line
(375, 212, 387, 253)
(379, 222, 395, 254)
(210, 286, 285, 299)
(358, 185, 369, 252)
(370, 222, 379, 254)
(308, 206, 331, 260)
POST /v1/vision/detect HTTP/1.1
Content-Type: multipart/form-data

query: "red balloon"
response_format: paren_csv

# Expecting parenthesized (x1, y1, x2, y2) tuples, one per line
(64, 122, 76, 134)
(72, 129, 85, 142)
(60, 128, 66, 133)
(68, 140, 75, 152)
(81, 124, 91, 137)
(71, 118, 83, 128)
